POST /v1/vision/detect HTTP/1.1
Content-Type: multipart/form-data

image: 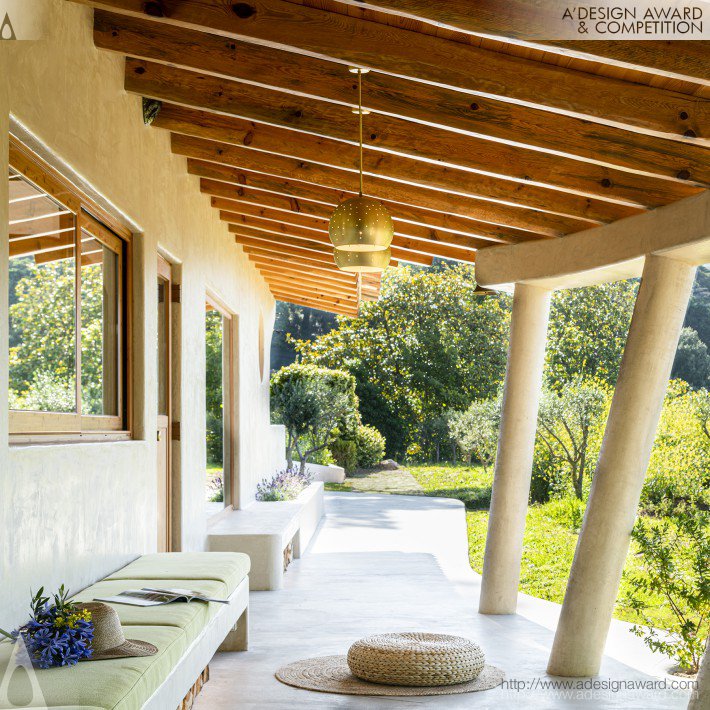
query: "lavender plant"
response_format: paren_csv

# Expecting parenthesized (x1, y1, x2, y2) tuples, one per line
(256, 468, 312, 502)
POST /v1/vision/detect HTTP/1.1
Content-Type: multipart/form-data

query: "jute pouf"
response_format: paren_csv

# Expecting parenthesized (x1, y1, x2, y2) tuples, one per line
(275, 655, 504, 697)
(348, 632, 485, 686)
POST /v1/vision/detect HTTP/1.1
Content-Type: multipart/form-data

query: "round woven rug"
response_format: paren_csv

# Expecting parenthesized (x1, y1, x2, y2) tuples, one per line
(275, 655, 505, 696)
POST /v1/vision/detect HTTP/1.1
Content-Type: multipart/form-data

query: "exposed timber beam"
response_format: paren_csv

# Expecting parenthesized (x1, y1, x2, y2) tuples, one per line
(270, 284, 358, 306)
(253, 260, 358, 286)
(212, 195, 491, 250)
(200, 175, 539, 244)
(332, 0, 710, 85)
(263, 274, 357, 299)
(85, 1, 709, 139)
(223, 211, 477, 263)
(269, 289, 359, 314)
(243, 242, 405, 269)
(93, 10, 710, 184)
(476, 191, 710, 291)
(174, 136, 587, 237)
(248, 252, 362, 278)
(233, 226, 433, 265)
(126, 62, 695, 212)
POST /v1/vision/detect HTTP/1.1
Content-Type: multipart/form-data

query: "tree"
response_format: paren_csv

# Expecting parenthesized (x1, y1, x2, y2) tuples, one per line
(545, 280, 638, 388)
(205, 309, 224, 465)
(537, 378, 608, 500)
(672, 327, 710, 390)
(296, 264, 511, 457)
(449, 397, 501, 471)
(271, 302, 337, 372)
(684, 265, 710, 349)
(694, 389, 710, 443)
(271, 364, 359, 474)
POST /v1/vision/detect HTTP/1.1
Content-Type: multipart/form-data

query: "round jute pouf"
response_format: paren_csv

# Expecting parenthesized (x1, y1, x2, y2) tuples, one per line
(275, 655, 504, 697)
(347, 632, 485, 686)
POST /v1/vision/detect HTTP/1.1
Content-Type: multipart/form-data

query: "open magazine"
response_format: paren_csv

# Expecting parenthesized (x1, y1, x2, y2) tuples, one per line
(95, 587, 230, 607)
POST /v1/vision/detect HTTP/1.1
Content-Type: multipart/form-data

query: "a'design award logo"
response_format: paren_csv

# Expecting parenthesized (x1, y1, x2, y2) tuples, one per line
(0, 11, 17, 40)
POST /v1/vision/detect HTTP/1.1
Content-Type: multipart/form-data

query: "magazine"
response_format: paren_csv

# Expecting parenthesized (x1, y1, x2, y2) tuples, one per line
(95, 587, 230, 607)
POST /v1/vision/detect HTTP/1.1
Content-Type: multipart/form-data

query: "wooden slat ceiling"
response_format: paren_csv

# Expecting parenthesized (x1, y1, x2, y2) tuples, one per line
(74, 0, 710, 315)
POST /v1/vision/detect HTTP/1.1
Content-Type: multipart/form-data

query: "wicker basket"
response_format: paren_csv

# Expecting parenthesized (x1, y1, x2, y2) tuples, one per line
(346, 633, 486, 687)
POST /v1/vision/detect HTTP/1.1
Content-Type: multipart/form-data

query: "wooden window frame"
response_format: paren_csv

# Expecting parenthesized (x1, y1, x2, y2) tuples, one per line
(8, 137, 133, 444)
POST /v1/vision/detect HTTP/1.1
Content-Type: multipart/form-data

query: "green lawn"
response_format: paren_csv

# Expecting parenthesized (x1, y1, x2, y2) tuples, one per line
(328, 463, 673, 630)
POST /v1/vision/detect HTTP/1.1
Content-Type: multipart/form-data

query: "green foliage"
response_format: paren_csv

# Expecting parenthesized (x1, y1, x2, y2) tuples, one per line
(684, 265, 710, 349)
(537, 378, 609, 499)
(296, 264, 511, 457)
(622, 505, 709, 673)
(641, 383, 710, 513)
(672, 327, 710, 390)
(330, 437, 358, 472)
(355, 424, 386, 468)
(9, 259, 106, 414)
(545, 280, 638, 387)
(271, 363, 359, 474)
(449, 397, 501, 470)
(205, 310, 224, 466)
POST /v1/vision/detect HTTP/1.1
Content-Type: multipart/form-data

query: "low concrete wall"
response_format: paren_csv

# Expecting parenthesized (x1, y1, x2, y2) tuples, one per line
(297, 482, 325, 553)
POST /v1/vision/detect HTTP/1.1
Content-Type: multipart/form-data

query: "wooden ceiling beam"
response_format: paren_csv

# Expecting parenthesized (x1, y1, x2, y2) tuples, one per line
(269, 282, 359, 305)
(200, 176, 540, 245)
(88, 1, 709, 139)
(268, 286, 359, 311)
(9, 232, 75, 258)
(249, 255, 360, 281)
(212, 195, 492, 250)
(335, 0, 710, 84)
(94, 11, 710, 185)
(174, 136, 588, 237)
(223, 211, 476, 263)
(233, 226, 433, 266)
(128, 62, 693, 212)
(262, 274, 357, 299)
(252, 258, 358, 284)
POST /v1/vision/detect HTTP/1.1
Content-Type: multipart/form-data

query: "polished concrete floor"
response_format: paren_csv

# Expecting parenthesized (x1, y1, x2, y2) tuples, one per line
(195, 492, 694, 709)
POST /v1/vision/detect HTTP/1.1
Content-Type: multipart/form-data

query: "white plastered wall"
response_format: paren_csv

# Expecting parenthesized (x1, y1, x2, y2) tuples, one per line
(0, 0, 280, 629)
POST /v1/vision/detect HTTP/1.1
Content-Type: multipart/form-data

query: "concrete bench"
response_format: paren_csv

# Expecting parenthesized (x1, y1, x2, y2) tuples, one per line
(0, 552, 249, 710)
(208, 482, 324, 590)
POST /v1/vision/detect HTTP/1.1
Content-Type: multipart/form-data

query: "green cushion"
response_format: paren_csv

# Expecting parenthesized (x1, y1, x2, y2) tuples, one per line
(72, 578, 227, 644)
(0, 626, 186, 710)
(107, 553, 250, 594)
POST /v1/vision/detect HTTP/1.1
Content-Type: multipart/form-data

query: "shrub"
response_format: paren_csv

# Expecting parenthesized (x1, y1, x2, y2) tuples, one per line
(449, 397, 501, 470)
(622, 504, 710, 674)
(330, 437, 358, 472)
(355, 424, 386, 468)
(256, 468, 312, 502)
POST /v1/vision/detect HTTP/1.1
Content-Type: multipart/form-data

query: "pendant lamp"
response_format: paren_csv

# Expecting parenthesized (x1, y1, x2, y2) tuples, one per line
(329, 68, 393, 268)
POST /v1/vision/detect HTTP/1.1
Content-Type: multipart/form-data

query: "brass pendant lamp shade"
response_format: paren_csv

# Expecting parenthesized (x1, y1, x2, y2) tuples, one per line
(334, 247, 391, 273)
(329, 68, 393, 273)
(329, 196, 394, 252)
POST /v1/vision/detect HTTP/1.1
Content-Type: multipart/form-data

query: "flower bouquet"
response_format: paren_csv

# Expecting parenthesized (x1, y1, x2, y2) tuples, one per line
(11, 586, 94, 668)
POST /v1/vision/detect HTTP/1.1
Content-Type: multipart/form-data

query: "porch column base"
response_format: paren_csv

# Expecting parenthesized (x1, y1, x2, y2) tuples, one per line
(479, 283, 551, 615)
(547, 255, 696, 677)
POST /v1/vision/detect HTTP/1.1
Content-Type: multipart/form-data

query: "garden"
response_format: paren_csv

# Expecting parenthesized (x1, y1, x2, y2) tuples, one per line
(269, 261, 710, 675)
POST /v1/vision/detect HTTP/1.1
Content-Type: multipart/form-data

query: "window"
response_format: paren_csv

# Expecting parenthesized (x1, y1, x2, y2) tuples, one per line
(8, 139, 130, 440)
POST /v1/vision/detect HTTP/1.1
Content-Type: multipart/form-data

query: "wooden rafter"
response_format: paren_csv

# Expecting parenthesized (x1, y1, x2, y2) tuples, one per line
(126, 62, 697, 213)
(200, 176, 540, 244)
(175, 137, 586, 237)
(94, 11, 710, 184)
(335, 0, 710, 84)
(223, 212, 476, 263)
(85, 0, 709, 138)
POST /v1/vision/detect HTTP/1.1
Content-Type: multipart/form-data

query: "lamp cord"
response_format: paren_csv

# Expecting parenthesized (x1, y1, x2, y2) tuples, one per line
(358, 68, 364, 197)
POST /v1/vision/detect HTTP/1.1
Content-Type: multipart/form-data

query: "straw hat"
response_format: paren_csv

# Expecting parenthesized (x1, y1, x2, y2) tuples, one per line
(77, 602, 158, 661)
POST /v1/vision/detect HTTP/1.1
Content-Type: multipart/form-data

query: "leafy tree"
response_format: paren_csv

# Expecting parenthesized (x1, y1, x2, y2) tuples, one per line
(694, 389, 710, 443)
(545, 280, 638, 388)
(296, 264, 511, 457)
(672, 327, 710, 390)
(354, 424, 386, 468)
(623, 505, 709, 674)
(449, 397, 501, 471)
(205, 309, 224, 465)
(271, 302, 337, 372)
(537, 378, 609, 500)
(271, 364, 359, 474)
(684, 265, 710, 349)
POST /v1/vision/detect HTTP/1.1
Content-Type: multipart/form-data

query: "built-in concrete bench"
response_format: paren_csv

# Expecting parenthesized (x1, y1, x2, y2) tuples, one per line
(0, 552, 249, 710)
(208, 481, 324, 590)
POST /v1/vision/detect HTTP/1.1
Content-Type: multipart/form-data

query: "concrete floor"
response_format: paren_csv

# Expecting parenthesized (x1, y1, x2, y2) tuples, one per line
(195, 492, 694, 709)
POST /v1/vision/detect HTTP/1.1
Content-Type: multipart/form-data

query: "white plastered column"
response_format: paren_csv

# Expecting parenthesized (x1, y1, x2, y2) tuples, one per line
(548, 254, 696, 677)
(479, 283, 551, 614)
(690, 639, 709, 709)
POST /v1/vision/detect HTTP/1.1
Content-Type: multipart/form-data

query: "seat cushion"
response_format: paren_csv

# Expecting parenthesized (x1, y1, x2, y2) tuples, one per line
(72, 578, 228, 645)
(0, 625, 186, 710)
(107, 552, 250, 595)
